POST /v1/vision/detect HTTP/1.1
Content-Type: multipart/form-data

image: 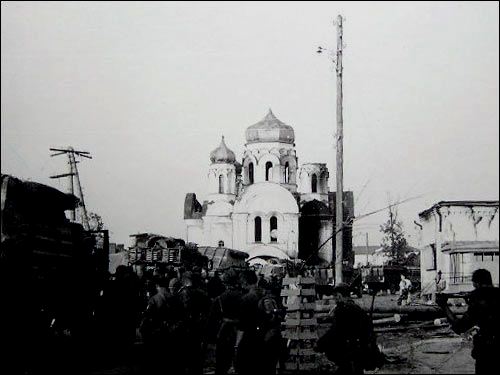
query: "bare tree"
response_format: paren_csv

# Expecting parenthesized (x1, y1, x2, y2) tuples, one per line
(380, 196, 408, 263)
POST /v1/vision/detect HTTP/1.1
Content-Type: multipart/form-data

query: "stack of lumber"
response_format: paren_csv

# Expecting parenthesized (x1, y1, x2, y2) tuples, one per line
(281, 276, 318, 372)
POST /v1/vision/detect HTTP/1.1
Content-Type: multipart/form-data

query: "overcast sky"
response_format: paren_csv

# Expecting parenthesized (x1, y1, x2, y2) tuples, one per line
(2, 1, 499, 247)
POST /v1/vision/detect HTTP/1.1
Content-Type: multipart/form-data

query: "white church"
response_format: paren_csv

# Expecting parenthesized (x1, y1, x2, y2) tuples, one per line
(184, 109, 354, 265)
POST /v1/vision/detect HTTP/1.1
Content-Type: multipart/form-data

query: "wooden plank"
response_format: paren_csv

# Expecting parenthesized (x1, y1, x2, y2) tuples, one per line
(289, 348, 317, 356)
(281, 288, 316, 297)
(284, 362, 298, 371)
(285, 302, 316, 311)
(298, 362, 317, 370)
(282, 319, 317, 326)
(282, 277, 316, 285)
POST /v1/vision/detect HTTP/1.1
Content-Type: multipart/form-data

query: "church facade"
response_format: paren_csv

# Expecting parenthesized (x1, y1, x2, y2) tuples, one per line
(184, 110, 354, 265)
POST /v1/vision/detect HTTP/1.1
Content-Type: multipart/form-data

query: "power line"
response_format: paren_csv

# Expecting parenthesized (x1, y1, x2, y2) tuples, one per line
(49, 147, 92, 230)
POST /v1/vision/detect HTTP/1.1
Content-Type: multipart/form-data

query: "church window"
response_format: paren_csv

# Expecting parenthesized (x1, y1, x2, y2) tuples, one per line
(284, 162, 290, 183)
(265, 162, 273, 181)
(311, 174, 318, 193)
(249, 162, 254, 184)
(255, 217, 262, 242)
(219, 175, 224, 194)
(270, 216, 278, 242)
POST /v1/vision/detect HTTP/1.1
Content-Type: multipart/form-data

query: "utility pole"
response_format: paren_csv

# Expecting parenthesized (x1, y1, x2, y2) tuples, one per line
(366, 232, 369, 265)
(335, 14, 344, 285)
(50, 147, 92, 230)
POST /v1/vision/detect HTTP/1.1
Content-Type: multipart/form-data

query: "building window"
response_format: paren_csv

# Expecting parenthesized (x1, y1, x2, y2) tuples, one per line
(284, 162, 290, 183)
(219, 175, 224, 194)
(426, 244, 437, 271)
(450, 253, 465, 283)
(248, 162, 254, 184)
(265, 162, 273, 181)
(474, 252, 498, 262)
(311, 174, 318, 193)
(270, 216, 278, 242)
(254, 217, 262, 242)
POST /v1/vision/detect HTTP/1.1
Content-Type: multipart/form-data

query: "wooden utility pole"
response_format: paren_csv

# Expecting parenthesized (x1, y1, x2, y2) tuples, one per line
(50, 147, 92, 230)
(335, 14, 344, 285)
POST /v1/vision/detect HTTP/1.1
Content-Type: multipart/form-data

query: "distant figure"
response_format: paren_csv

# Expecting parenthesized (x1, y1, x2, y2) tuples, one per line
(435, 270, 446, 294)
(397, 273, 412, 306)
(315, 283, 383, 374)
(436, 269, 499, 374)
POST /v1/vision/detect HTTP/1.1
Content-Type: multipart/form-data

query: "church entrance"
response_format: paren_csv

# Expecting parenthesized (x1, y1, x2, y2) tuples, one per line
(298, 200, 331, 264)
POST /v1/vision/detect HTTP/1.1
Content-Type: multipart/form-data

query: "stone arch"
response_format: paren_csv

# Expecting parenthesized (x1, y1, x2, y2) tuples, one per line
(257, 153, 280, 183)
(270, 216, 278, 242)
(265, 162, 273, 181)
(281, 155, 297, 184)
(311, 174, 318, 193)
(219, 174, 224, 193)
(254, 216, 262, 242)
(243, 154, 258, 185)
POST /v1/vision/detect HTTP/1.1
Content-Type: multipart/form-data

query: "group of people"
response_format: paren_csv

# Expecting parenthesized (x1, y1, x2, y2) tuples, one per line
(94, 264, 285, 375)
(96, 264, 386, 375)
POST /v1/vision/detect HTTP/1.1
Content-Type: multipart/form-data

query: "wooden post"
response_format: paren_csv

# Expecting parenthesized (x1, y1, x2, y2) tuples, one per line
(335, 14, 344, 285)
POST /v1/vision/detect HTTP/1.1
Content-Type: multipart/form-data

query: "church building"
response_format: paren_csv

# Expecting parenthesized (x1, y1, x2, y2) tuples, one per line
(184, 110, 354, 265)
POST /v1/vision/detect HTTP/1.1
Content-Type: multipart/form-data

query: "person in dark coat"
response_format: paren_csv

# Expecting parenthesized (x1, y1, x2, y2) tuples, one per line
(436, 269, 500, 374)
(177, 273, 212, 375)
(140, 276, 184, 375)
(316, 283, 380, 374)
(207, 271, 226, 299)
(235, 269, 282, 375)
(208, 269, 243, 375)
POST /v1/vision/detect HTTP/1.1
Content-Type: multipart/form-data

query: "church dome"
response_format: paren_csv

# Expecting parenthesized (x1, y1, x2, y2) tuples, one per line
(210, 136, 236, 164)
(246, 109, 295, 145)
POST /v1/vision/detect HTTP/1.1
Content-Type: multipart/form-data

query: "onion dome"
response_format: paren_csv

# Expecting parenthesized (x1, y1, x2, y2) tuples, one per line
(245, 109, 295, 144)
(210, 136, 236, 164)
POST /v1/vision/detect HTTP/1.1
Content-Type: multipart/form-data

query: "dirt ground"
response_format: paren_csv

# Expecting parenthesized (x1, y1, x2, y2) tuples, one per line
(347, 294, 474, 374)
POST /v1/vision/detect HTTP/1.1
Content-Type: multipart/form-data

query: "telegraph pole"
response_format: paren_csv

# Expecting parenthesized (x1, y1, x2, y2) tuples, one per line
(50, 147, 92, 230)
(335, 14, 344, 285)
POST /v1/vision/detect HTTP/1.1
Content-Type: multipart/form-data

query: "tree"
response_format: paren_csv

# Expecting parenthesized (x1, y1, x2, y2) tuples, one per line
(88, 212, 104, 231)
(380, 201, 408, 263)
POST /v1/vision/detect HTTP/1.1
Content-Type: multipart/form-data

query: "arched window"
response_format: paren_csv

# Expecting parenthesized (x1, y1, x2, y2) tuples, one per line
(270, 216, 278, 243)
(254, 217, 262, 242)
(284, 162, 289, 184)
(265, 162, 273, 181)
(311, 174, 317, 193)
(248, 162, 254, 184)
(219, 175, 224, 194)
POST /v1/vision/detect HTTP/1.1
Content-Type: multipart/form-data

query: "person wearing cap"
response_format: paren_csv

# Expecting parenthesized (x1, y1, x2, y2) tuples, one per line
(139, 277, 184, 374)
(177, 271, 211, 375)
(315, 283, 382, 374)
(207, 269, 244, 375)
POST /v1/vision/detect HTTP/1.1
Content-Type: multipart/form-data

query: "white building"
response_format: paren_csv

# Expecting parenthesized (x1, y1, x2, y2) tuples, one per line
(353, 246, 387, 267)
(184, 110, 354, 264)
(416, 200, 499, 297)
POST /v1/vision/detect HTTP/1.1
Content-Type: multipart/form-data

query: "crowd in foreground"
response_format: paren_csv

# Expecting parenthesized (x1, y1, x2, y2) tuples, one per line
(6, 262, 498, 375)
